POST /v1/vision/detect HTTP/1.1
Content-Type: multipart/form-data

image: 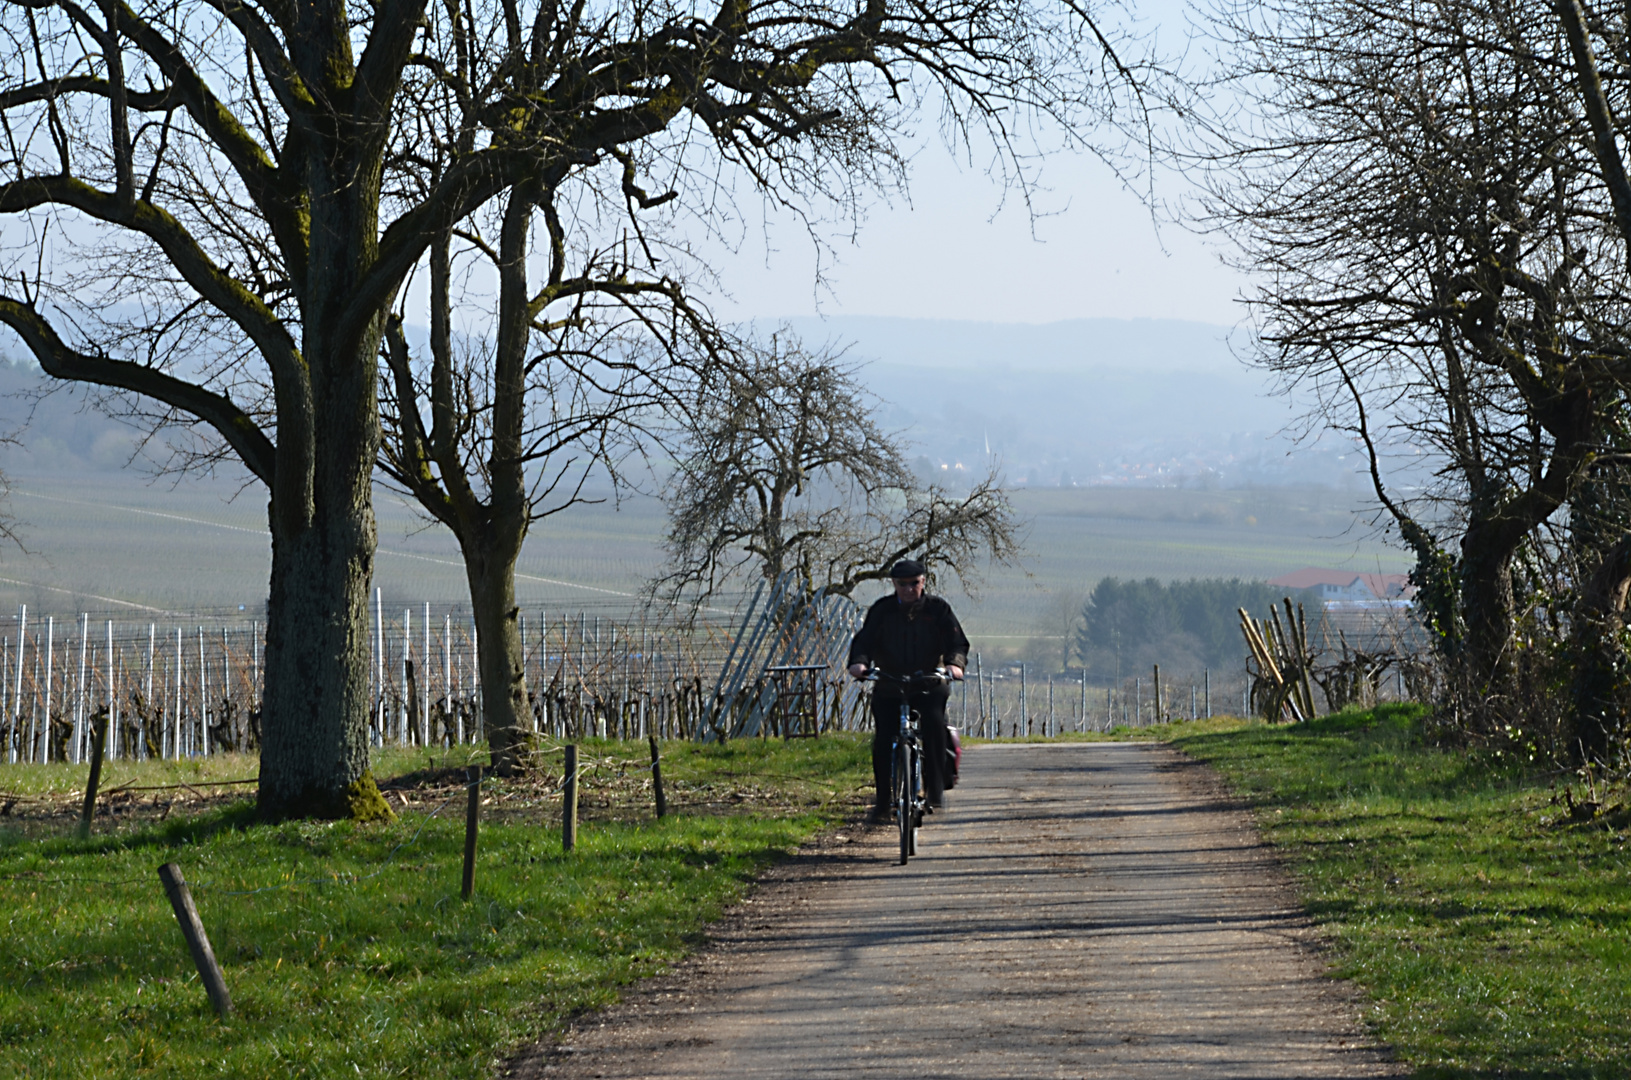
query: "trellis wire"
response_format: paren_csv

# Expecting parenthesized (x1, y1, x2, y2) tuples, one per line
(0, 585, 879, 763)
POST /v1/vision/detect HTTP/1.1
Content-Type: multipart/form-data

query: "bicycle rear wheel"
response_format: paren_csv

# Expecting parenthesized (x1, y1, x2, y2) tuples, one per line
(896, 741, 911, 865)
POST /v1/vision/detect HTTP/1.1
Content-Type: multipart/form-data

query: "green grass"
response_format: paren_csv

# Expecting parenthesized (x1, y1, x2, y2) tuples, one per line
(0, 751, 262, 798)
(0, 734, 872, 1079)
(1159, 706, 1631, 1079)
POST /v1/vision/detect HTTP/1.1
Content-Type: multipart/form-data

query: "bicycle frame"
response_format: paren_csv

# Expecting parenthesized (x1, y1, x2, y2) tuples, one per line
(869, 668, 942, 865)
(892, 696, 923, 864)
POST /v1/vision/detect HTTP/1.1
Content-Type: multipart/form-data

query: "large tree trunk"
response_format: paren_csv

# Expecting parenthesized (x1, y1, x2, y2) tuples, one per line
(256, 129, 389, 820)
(467, 541, 530, 774)
(1457, 519, 1520, 716)
(1450, 381, 1596, 736)
(1570, 532, 1631, 765)
(473, 187, 532, 775)
(258, 482, 381, 819)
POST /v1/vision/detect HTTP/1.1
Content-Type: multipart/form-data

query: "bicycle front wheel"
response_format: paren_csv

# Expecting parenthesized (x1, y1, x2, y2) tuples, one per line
(908, 744, 920, 856)
(896, 741, 912, 865)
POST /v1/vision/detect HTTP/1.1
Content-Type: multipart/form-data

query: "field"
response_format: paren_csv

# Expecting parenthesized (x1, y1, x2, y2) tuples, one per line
(0, 470, 1407, 646)
(0, 735, 874, 1079)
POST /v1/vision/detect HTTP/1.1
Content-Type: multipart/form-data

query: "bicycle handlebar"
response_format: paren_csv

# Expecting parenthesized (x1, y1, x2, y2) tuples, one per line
(862, 667, 950, 690)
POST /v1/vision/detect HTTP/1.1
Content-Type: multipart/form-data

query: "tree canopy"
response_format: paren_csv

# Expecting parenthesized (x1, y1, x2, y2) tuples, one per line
(653, 332, 1024, 607)
(1191, 0, 1631, 761)
(1076, 576, 1290, 676)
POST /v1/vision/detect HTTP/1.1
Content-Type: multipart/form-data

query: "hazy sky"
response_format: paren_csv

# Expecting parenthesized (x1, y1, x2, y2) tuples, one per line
(708, 147, 1250, 328)
(0, 3, 1247, 347)
(698, 0, 1250, 329)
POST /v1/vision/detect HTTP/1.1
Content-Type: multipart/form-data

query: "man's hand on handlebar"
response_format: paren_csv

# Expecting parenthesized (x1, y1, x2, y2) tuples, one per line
(849, 664, 964, 683)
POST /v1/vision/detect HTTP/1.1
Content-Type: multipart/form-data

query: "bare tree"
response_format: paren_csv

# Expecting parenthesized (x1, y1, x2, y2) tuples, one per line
(380, 181, 715, 772)
(654, 333, 1024, 609)
(1546, 0, 1631, 763)
(1193, 0, 1630, 745)
(0, 0, 1153, 815)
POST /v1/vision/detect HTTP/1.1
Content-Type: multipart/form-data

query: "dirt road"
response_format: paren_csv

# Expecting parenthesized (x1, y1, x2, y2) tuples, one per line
(513, 742, 1401, 1079)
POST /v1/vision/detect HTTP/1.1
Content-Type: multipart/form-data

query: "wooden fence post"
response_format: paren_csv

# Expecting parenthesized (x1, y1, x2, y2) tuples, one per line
(648, 735, 666, 819)
(562, 744, 579, 852)
(461, 765, 481, 900)
(157, 863, 232, 1017)
(77, 708, 109, 840)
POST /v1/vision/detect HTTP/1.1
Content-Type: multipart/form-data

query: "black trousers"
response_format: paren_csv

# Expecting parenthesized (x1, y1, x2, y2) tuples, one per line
(871, 686, 950, 807)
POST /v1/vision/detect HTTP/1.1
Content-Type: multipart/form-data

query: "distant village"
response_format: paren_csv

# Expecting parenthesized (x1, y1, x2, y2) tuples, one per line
(1269, 568, 1414, 607)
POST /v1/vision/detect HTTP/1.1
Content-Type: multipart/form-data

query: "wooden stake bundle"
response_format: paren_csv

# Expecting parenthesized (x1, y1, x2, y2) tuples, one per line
(1239, 602, 1317, 723)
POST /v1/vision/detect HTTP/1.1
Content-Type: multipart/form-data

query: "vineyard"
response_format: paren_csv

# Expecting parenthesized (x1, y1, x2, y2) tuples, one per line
(0, 597, 1291, 769)
(0, 601, 763, 766)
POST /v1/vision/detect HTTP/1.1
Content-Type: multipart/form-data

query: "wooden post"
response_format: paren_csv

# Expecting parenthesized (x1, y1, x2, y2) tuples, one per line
(107, 621, 117, 759)
(562, 743, 579, 852)
(75, 612, 88, 764)
(1294, 601, 1317, 721)
(1020, 662, 1028, 736)
(157, 862, 232, 1017)
(1153, 664, 1162, 724)
(173, 626, 182, 759)
(77, 708, 109, 839)
(461, 765, 481, 900)
(43, 617, 53, 763)
(197, 626, 207, 756)
(11, 604, 24, 765)
(648, 735, 667, 819)
(144, 624, 155, 761)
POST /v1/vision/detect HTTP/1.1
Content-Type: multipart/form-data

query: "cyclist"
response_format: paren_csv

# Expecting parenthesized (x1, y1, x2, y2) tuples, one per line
(846, 559, 969, 824)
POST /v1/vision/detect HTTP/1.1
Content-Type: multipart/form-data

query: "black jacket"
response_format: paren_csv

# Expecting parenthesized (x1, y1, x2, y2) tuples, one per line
(847, 593, 970, 686)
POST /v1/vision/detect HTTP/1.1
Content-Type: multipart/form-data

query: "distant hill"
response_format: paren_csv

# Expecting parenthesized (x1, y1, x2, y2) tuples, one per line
(776, 315, 1251, 373)
(0, 358, 150, 473)
(0, 315, 1362, 489)
(769, 315, 1352, 489)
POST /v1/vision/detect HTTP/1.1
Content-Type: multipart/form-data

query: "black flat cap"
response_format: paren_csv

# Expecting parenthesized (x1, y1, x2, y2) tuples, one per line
(889, 558, 926, 579)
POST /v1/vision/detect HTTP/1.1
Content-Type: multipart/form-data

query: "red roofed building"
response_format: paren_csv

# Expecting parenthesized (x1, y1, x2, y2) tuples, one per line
(1268, 568, 1413, 604)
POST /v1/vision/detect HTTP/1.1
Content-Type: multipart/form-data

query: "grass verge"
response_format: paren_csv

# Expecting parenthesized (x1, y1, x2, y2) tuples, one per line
(0, 734, 871, 1079)
(1158, 706, 1630, 1080)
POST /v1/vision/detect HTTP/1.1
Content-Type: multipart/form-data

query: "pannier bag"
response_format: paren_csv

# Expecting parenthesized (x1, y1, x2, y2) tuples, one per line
(945, 725, 962, 789)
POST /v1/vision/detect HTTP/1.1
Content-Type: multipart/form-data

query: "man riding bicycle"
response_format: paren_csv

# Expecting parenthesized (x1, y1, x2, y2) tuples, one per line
(847, 559, 969, 824)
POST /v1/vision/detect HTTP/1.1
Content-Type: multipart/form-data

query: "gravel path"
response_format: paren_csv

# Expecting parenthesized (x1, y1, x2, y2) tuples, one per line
(511, 742, 1401, 1079)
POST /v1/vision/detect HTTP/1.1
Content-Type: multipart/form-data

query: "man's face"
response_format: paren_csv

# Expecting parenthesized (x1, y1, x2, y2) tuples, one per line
(893, 575, 926, 603)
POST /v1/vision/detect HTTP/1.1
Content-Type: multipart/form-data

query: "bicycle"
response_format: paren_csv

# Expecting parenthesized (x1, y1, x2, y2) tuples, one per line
(867, 668, 947, 865)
